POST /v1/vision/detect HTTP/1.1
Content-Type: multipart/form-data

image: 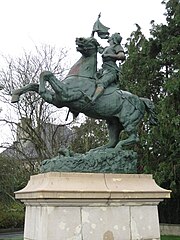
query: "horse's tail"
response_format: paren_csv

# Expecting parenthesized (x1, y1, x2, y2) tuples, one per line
(140, 97, 158, 125)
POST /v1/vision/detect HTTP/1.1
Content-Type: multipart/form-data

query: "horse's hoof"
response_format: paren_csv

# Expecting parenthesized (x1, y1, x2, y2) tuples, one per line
(115, 144, 123, 151)
(88, 146, 106, 153)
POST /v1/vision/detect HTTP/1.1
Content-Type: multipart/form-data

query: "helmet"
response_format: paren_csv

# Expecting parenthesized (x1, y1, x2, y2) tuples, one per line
(110, 33, 122, 44)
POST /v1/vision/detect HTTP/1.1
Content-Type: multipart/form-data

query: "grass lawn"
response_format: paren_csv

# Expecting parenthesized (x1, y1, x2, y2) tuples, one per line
(0, 238, 23, 240)
(0, 236, 23, 240)
(161, 236, 180, 240)
(0, 239, 23, 240)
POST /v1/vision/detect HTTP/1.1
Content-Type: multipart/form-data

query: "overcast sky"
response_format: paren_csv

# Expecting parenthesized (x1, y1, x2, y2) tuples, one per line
(0, 0, 167, 151)
(0, 0, 166, 57)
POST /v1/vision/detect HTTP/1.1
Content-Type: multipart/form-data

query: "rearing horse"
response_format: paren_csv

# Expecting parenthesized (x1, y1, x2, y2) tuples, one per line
(11, 37, 157, 150)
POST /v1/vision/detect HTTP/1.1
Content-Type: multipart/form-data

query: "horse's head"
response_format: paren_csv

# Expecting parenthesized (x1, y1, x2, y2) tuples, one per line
(76, 37, 99, 57)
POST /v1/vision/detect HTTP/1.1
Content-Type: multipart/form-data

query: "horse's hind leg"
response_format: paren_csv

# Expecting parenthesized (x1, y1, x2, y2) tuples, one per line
(115, 129, 139, 149)
(115, 110, 143, 149)
(106, 117, 123, 148)
(11, 83, 39, 103)
(89, 118, 122, 152)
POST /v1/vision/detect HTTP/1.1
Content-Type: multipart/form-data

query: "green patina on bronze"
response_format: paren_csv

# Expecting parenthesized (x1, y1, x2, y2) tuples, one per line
(41, 148, 137, 174)
(11, 16, 157, 173)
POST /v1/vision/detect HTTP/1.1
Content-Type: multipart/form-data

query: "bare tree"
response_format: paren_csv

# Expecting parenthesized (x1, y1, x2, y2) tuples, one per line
(0, 44, 73, 166)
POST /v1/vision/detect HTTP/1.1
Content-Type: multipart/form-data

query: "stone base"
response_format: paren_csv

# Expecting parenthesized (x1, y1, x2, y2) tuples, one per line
(15, 172, 171, 240)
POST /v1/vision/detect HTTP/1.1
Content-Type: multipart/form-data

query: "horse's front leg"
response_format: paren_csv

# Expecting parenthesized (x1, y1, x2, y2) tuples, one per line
(40, 71, 67, 96)
(11, 83, 39, 103)
(39, 72, 64, 107)
(39, 71, 83, 103)
(39, 71, 48, 95)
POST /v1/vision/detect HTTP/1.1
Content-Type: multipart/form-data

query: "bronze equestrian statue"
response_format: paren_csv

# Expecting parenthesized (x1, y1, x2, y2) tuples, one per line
(11, 36, 157, 151)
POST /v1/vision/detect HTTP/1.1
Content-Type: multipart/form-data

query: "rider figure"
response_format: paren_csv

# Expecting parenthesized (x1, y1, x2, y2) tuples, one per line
(91, 32, 126, 103)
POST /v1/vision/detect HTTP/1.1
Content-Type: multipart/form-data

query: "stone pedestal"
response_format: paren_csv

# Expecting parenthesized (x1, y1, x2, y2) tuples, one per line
(15, 172, 171, 240)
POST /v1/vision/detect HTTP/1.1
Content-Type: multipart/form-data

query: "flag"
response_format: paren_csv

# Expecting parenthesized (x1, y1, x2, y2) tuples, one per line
(91, 13, 110, 39)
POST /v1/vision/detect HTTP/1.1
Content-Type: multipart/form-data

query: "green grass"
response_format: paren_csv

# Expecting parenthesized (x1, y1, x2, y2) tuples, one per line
(0, 234, 23, 240)
(0, 239, 22, 240)
(161, 236, 180, 240)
